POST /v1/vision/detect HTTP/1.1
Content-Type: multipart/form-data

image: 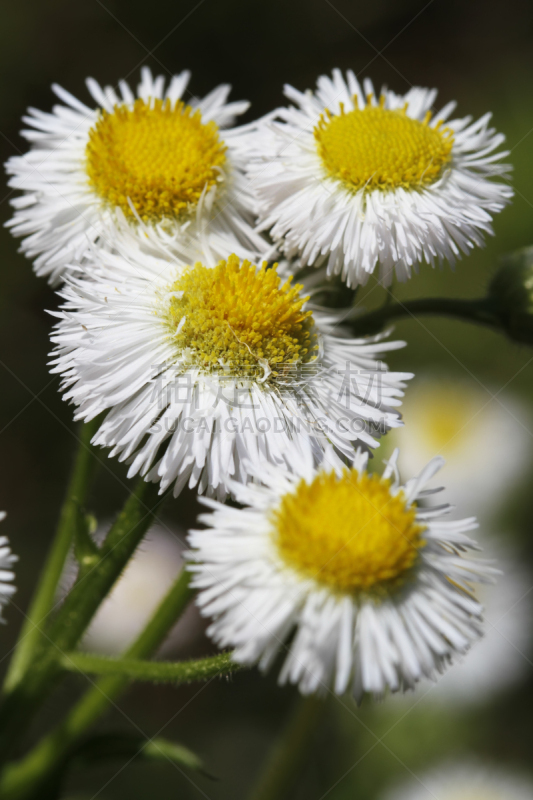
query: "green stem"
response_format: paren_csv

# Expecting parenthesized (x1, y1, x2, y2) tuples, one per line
(4, 418, 101, 693)
(350, 296, 502, 336)
(62, 568, 193, 735)
(48, 480, 167, 653)
(0, 478, 166, 762)
(247, 695, 324, 800)
(0, 568, 196, 800)
(60, 651, 240, 684)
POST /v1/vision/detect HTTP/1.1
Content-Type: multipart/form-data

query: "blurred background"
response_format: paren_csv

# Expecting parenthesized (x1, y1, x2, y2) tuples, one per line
(1, 0, 533, 797)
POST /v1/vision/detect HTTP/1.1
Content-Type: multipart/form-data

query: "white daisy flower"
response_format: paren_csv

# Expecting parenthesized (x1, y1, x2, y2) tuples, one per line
(391, 541, 532, 706)
(0, 513, 17, 620)
(5, 67, 269, 283)
(381, 761, 533, 800)
(389, 376, 532, 521)
(50, 234, 411, 500)
(247, 69, 512, 287)
(428, 543, 532, 704)
(186, 449, 496, 700)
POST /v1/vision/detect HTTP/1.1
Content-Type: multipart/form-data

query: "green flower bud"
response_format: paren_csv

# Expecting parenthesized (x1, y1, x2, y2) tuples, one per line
(488, 247, 533, 345)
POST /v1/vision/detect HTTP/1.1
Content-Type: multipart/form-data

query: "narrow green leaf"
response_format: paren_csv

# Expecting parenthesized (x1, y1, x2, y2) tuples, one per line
(0, 734, 211, 800)
(74, 733, 210, 776)
(143, 739, 208, 774)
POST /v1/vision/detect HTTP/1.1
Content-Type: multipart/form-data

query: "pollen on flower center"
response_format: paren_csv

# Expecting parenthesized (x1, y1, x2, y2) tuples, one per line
(272, 469, 426, 591)
(86, 98, 227, 221)
(314, 97, 454, 192)
(165, 255, 318, 378)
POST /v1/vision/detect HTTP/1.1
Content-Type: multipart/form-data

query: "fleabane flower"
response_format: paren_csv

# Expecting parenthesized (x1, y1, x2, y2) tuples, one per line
(420, 542, 532, 705)
(247, 69, 512, 287)
(0, 513, 17, 620)
(5, 67, 269, 283)
(390, 376, 532, 520)
(49, 234, 411, 500)
(382, 761, 533, 800)
(186, 450, 496, 699)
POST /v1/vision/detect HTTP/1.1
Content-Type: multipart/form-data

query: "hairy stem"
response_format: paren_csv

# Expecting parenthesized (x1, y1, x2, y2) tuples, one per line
(61, 651, 240, 684)
(0, 569, 197, 800)
(4, 418, 101, 693)
(0, 478, 166, 762)
(350, 296, 502, 336)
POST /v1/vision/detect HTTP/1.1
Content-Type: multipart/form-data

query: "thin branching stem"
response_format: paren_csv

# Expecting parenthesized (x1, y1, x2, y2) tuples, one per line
(4, 417, 101, 693)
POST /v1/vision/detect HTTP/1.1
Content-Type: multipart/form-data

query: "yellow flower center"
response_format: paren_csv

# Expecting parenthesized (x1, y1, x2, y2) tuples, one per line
(398, 383, 481, 458)
(86, 98, 227, 221)
(272, 469, 426, 592)
(165, 255, 318, 378)
(314, 96, 454, 192)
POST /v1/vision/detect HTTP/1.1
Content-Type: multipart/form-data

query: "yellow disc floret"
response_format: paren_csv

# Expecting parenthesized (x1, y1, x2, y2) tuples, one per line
(406, 384, 481, 456)
(315, 95, 454, 192)
(165, 255, 318, 378)
(86, 98, 227, 220)
(272, 469, 426, 592)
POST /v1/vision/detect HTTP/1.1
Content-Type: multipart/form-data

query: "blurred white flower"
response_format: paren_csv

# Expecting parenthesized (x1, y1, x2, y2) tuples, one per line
(0, 513, 17, 621)
(82, 525, 186, 654)
(390, 376, 532, 520)
(381, 761, 533, 800)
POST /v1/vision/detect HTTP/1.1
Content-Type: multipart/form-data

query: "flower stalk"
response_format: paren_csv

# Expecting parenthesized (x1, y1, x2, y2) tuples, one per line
(0, 477, 167, 762)
(3, 417, 101, 694)
(60, 650, 240, 684)
(247, 695, 324, 800)
(350, 296, 503, 337)
(0, 569, 204, 800)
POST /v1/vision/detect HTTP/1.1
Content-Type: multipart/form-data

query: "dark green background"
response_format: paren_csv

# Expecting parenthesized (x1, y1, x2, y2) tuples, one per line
(1, 1, 533, 797)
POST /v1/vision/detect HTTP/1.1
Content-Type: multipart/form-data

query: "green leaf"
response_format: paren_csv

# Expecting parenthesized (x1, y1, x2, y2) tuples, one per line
(143, 739, 209, 774)
(0, 734, 211, 800)
(74, 733, 212, 777)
